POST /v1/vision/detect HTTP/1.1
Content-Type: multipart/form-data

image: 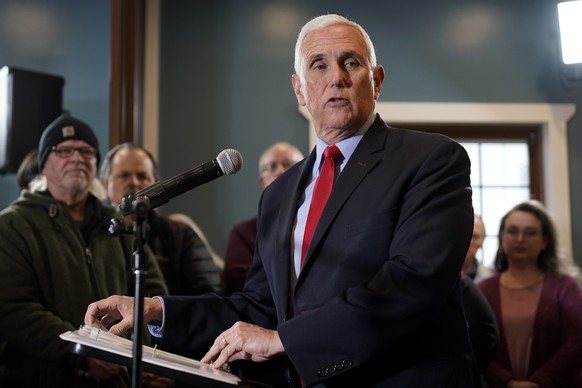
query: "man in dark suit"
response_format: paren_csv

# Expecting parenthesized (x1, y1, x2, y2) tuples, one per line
(86, 14, 477, 387)
(223, 142, 304, 294)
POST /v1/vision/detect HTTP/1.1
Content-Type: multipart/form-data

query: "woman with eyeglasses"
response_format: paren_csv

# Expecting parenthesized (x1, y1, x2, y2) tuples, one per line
(479, 200, 582, 388)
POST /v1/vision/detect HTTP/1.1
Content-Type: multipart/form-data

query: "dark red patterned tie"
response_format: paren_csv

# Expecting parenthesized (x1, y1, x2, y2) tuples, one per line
(301, 145, 343, 267)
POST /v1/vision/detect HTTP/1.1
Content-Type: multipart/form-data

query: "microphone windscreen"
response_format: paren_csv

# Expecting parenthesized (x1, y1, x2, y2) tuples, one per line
(217, 149, 243, 175)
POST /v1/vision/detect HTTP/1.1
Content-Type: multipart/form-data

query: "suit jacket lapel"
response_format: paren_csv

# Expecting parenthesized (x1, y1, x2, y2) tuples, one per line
(273, 151, 316, 318)
(298, 117, 388, 281)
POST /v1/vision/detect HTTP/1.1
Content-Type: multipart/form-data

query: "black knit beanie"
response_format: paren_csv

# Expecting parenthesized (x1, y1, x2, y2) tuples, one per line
(38, 113, 100, 169)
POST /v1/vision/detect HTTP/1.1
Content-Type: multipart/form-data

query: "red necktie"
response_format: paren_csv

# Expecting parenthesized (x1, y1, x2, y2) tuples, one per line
(301, 145, 343, 267)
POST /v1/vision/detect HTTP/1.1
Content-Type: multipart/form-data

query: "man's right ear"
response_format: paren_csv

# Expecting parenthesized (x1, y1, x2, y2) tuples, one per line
(291, 74, 306, 106)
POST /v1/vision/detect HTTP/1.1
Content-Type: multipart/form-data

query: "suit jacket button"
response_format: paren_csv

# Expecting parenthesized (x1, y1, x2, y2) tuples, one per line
(342, 359, 353, 368)
(335, 362, 344, 370)
(328, 365, 336, 374)
(317, 367, 328, 377)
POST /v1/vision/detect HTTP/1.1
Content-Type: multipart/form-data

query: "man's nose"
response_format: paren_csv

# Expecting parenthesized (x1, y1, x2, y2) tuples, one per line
(70, 149, 84, 161)
(128, 175, 146, 189)
(329, 63, 348, 87)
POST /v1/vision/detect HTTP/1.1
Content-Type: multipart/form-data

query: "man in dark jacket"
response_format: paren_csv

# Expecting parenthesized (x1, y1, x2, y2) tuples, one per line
(100, 142, 224, 296)
(0, 114, 168, 387)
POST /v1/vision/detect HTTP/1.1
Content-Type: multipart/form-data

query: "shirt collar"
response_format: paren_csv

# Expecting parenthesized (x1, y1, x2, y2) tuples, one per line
(314, 112, 376, 171)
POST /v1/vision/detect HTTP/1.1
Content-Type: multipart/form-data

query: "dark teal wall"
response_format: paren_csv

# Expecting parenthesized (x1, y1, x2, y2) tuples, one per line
(156, 1, 582, 261)
(0, 0, 110, 204)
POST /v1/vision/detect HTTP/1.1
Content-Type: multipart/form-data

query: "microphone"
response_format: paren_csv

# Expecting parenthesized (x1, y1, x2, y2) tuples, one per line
(120, 148, 243, 215)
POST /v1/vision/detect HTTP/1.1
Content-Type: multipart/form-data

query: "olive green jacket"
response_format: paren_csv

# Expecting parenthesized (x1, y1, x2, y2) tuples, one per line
(0, 190, 168, 387)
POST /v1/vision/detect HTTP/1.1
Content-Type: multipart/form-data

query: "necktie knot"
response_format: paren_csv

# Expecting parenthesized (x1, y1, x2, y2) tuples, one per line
(323, 145, 342, 162)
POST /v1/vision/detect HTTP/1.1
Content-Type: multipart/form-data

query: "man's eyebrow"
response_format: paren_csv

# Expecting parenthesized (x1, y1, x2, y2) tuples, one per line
(342, 50, 359, 58)
(341, 50, 366, 62)
(310, 50, 364, 61)
(307, 53, 325, 65)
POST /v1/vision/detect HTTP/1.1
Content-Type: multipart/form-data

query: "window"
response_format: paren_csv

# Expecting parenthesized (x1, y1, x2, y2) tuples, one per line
(462, 142, 530, 267)
(391, 123, 542, 268)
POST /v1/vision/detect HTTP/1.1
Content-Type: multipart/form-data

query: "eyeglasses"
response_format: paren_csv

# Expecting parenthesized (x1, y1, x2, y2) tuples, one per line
(503, 227, 541, 238)
(51, 146, 97, 159)
(260, 160, 294, 174)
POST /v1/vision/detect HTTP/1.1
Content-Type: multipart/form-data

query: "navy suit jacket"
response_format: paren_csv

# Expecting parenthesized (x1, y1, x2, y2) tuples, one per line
(159, 115, 477, 387)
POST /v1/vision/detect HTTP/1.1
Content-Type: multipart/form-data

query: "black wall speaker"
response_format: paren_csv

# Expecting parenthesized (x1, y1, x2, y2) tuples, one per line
(0, 66, 64, 174)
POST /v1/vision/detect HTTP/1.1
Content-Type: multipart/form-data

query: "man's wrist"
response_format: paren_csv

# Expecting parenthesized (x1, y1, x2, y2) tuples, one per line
(146, 297, 165, 338)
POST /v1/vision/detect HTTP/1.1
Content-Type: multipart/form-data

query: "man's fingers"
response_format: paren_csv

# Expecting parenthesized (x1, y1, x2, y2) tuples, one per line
(84, 302, 104, 326)
(84, 296, 135, 335)
(108, 318, 134, 336)
(92, 318, 108, 331)
(200, 336, 225, 365)
(200, 351, 216, 365)
(214, 323, 282, 366)
(85, 297, 121, 325)
(201, 326, 243, 368)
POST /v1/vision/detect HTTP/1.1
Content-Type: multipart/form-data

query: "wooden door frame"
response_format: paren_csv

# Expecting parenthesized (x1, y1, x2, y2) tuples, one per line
(110, 0, 145, 148)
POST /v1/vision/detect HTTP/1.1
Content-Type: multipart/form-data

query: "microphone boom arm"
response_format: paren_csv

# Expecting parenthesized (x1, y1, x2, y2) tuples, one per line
(119, 149, 242, 216)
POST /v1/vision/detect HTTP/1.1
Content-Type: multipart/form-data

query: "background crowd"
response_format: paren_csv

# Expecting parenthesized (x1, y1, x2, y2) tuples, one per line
(1, 12, 581, 388)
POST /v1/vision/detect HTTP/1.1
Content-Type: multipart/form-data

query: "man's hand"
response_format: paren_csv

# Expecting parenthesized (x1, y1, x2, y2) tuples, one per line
(201, 321, 285, 369)
(84, 295, 162, 336)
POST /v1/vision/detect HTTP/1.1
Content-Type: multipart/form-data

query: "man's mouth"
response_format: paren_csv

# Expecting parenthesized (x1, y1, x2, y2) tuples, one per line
(327, 97, 349, 105)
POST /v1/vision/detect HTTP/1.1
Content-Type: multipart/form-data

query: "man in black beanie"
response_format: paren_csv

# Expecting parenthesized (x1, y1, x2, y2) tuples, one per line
(0, 113, 168, 387)
(37, 113, 101, 171)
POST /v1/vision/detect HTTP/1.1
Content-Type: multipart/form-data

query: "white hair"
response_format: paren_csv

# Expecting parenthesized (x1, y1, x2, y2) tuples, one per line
(293, 14, 377, 80)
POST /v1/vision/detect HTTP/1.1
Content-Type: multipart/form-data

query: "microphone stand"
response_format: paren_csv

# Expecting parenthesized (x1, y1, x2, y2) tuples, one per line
(112, 196, 151, 388)
(131, 196, 152, 388)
